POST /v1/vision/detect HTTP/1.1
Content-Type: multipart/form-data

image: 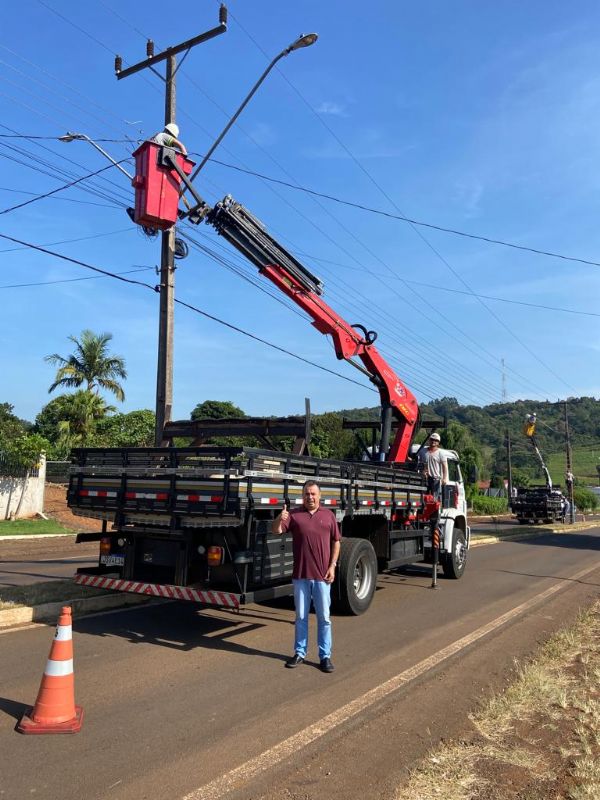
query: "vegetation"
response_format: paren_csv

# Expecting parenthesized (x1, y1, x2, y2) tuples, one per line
(394, 601, 600, 800)
(45, 329, 127, 401)
(0, 519, 72, 536)
(573, 487, 598, 513)
(2, 381, 599, 492)
(470, 495, 509, 515)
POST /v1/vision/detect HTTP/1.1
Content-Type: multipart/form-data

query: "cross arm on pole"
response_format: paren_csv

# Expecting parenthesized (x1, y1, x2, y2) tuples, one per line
(115, 6, 227, 80)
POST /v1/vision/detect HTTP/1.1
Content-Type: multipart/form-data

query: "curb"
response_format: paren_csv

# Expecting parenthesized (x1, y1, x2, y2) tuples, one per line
(470, 521, 597, 548)
(0, 533, 79, 542)
(0, 591, 152, 630)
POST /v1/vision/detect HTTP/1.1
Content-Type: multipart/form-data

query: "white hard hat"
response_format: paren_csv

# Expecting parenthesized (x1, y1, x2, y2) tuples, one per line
(164, 123, 179, 137)
(429, 432, 441, 441)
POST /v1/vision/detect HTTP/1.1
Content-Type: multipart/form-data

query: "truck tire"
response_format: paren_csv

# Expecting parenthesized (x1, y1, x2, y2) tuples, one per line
(332, 538, 377, 616)
(442, 527, 467, 579)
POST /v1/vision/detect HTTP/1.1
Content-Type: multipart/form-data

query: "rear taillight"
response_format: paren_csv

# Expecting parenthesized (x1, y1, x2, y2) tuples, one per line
(99, 537, 111, 556)
(207, 546, 224, 567)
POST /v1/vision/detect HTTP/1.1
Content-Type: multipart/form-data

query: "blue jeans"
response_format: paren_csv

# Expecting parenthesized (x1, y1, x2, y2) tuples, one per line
(293, 579, 332, 660)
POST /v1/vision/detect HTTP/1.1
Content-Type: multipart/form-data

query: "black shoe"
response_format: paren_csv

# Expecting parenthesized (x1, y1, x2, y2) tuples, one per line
(285, 654, 304, 668)
(320, 657, 334, 673)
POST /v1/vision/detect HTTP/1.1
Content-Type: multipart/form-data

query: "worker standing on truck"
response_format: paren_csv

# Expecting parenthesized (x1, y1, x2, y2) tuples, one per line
(419, 432, 448, 501)
(272, 480, 341, 673)
(152, 123, 187, 155)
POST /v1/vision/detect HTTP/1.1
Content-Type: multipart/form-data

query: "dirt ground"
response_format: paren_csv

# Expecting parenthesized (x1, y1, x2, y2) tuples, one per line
(44, 483, 104, 532)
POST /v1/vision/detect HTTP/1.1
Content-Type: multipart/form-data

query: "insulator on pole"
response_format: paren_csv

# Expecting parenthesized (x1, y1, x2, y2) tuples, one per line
(146, 40, 155, 57)
(219, 4, 228, 25)
(114, 54, 123, 73)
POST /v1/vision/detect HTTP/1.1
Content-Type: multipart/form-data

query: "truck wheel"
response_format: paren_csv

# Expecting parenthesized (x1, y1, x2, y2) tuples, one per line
(442, 528, 467, 579)
(332, 538, 377, 616)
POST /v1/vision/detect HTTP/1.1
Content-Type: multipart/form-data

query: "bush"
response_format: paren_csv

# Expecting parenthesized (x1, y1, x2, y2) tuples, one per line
(572, 487, 598, 513)
(471, 495, 509, 515)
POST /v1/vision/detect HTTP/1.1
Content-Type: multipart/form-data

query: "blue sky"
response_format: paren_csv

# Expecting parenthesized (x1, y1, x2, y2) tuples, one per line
(2, 0, 600, 424)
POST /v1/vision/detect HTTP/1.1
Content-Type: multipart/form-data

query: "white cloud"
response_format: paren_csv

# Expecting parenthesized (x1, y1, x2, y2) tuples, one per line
(316, 101, 347, 117)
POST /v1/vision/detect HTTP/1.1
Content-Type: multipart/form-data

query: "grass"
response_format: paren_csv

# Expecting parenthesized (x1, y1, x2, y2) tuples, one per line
(0, 518, 73, 536)
(0, 579, 109, 610)
(394, 600, 600, 800)
(547, 447, 600, 487)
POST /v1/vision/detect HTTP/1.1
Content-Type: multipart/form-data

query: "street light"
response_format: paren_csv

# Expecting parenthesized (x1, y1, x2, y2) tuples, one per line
(185, 32, 318, 188)
(59, 132, 134, 180)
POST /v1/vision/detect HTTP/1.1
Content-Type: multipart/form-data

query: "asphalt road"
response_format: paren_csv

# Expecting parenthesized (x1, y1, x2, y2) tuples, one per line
(0, 537, 97, 587)
(1, 515, 595, 587)
(1, 526, 599, 800)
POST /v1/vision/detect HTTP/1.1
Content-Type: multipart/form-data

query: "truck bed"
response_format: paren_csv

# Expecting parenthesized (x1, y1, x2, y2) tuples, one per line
(67, 446, 427, 528)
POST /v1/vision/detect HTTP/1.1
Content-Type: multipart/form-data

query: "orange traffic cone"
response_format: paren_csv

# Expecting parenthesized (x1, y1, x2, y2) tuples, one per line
(17, 606, 83, 734)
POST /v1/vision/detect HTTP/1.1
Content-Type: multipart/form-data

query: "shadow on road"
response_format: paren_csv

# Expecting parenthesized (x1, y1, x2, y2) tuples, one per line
(75, 598, 293, 660)
(495, 568, 599, 587)
(499, 532, 600, 551)
(0, 697, 29, 722)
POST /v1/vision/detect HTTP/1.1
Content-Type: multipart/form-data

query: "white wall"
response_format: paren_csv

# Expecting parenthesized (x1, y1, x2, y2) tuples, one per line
(0, 454, 46, 520)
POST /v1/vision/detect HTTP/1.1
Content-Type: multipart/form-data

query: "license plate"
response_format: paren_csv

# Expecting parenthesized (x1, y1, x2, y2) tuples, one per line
(100, 554, 125, 567)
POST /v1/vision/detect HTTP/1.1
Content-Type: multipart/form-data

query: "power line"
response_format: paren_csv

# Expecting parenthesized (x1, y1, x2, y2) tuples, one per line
(0, 134, 132, 142)
(0, 159, 129, 215)
(0, 231, 376, 393)
(35, 6, 538, 406)
(204, 158, 600, 271)
(225, 6, 574, 396)
(296, 257, 600, 319)
(0, 225, 134, 254)
(0, 266, 153, 289)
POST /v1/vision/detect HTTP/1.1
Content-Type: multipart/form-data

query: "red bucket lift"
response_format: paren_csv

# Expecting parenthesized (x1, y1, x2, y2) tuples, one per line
(131, 141, 194, 230)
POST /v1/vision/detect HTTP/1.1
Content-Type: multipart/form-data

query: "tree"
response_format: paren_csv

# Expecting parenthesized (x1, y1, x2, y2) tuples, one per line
(93, 410, 155, 447)
(45, 330, 127, 402)
(0, 403, 31, 448)
(191, 400, 246, 420)
(3, 432, 51, 520)
(441, 421, 482, 486)
(34, 393, 113, 457)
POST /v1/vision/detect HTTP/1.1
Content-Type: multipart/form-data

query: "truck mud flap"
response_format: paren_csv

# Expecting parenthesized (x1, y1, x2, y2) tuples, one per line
(73, 573, 241, 609)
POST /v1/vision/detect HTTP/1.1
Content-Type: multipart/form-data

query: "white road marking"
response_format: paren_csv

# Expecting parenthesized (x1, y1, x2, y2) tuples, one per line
(182, 561, 600, 800)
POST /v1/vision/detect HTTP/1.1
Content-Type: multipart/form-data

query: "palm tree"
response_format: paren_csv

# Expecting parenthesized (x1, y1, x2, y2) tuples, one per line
(56, 390, 115, 452)
(46, 330, 127, 402)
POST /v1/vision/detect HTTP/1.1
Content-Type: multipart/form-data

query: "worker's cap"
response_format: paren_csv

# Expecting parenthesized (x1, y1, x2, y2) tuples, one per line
(429, 432, 441, 442)
(164, 123, 179, 137)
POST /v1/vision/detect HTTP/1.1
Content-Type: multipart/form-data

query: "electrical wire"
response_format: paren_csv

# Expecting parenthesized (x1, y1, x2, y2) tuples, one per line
(204, 158, 600, 271)
(0, 231, 376, 393)
(42, 4, 520, 406)
(0, 266, 153, 289)
(0, 159, 129, 215)
(225, 5, 575, 396)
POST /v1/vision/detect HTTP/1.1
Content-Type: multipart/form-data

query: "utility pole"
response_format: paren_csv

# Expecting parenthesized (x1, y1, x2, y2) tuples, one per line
(564, 400, 575, 523)
(501, 358, 507, 403)
(505, 429, 513, 505)
(115, 8, 227, 446)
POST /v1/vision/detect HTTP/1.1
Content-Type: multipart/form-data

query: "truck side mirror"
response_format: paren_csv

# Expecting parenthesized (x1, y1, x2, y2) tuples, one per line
(468, 465, 478, 483)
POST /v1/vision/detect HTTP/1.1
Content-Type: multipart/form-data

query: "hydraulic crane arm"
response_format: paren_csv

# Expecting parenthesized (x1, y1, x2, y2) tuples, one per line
(523, 414, 552, 488)
(206, 196, 420, 462)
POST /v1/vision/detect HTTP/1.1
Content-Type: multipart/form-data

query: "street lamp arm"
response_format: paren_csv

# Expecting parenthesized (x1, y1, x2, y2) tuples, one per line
(59, 133, 134, 180)
(187, 33, 318, 185)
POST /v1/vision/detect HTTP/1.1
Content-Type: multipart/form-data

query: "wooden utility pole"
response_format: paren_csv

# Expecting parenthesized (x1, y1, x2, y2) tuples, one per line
(505, 429, 513, 505)
(114, 8, 227, 445)
(564, 401, 575, 523)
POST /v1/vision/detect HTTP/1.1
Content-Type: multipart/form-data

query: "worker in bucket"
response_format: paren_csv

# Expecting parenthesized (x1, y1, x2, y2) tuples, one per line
(152, 123, 187, 155)
(419, 432, 448, 501)
(272, 480, 341, 673)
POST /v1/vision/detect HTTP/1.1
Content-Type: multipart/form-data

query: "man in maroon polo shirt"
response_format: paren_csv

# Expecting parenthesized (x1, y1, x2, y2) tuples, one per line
(272, 480, 341, 673)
